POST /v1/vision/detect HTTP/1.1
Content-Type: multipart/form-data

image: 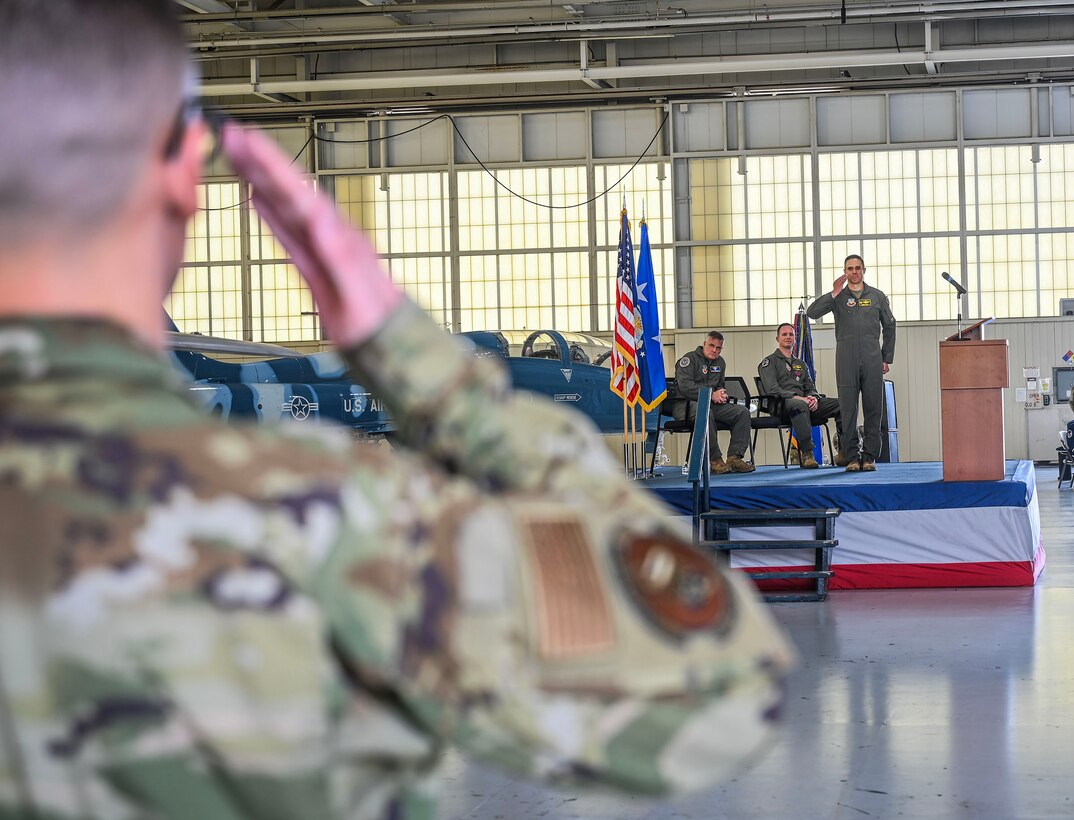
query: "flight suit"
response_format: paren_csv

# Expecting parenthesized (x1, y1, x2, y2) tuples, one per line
(675, 348, 752, 461)
(807, 284, 896, 462)
(0, 305, 794, 820)
(757, 348, 842, 453)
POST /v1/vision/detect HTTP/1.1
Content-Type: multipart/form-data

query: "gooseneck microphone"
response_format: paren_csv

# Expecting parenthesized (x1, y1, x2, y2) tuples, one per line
(941, 271, 968, 296)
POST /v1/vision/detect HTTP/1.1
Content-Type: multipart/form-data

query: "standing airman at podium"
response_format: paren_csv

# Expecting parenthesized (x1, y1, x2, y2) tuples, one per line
(807, 254, 897, 472)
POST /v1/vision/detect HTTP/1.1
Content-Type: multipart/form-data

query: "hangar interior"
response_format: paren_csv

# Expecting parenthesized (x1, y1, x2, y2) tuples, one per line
(174, 3, 1074, 816)
(178, 0, 1074, 464)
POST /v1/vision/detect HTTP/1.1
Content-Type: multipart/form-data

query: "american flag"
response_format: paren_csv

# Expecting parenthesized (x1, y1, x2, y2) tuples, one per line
(610, 209, 641, 405)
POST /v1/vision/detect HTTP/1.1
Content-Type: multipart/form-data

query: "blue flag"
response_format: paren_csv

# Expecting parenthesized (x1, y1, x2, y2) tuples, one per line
(635, 220, 667, 412)
(793, 308, 824, 462)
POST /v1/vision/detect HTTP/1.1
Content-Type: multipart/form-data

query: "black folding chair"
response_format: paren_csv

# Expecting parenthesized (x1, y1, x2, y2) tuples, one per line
(752, 376, 836, 467)
(650, 377, 696, 473)
(722, 375, 782, 467)
(651, 377, 750, 472)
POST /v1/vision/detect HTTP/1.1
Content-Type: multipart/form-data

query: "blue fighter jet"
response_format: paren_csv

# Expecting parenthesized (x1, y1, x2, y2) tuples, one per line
(166, 322, 655, 436)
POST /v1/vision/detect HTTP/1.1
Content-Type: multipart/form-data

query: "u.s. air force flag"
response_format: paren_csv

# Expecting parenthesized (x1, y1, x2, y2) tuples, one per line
(793, 306, 824, 463)
(635, 218, 666, 412)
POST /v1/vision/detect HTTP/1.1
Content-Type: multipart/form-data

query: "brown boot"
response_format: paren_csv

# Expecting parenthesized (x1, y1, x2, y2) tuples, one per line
(710, 457, 730, 475)
(834, 451, 850, 467)
(861, 459, 876, 472)
(800, 452, 820, 469)
(845, 460, 862, 472)
(726, 455, 756, 473)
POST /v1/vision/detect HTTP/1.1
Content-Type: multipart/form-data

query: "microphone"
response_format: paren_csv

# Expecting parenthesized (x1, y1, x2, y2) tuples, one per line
(941, 271, 968, 296)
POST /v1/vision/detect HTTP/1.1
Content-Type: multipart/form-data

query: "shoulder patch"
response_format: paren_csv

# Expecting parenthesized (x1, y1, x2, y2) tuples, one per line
(678, 356, 690, 368)
(761, 357, 770, 368)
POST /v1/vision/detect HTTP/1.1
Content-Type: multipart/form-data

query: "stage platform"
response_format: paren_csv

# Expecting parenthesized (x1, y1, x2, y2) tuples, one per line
(645, 460, 1045, 590)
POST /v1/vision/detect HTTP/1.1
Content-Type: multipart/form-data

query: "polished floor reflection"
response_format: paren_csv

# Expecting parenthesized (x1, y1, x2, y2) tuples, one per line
(437, 466, 1074, 820)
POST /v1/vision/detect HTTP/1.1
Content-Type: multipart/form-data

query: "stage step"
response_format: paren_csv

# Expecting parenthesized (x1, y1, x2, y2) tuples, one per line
(744, 570, 834, 580)
(700, 506, 841, 603)
(714, 539, 837, 551)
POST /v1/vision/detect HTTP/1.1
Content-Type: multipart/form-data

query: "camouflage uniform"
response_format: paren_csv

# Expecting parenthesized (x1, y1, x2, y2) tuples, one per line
(0, 305, 794, 820)
(757, 349, 842, 453)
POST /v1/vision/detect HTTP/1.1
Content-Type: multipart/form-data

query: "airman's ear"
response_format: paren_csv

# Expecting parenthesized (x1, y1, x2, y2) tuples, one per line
(162, 118, 209, 220)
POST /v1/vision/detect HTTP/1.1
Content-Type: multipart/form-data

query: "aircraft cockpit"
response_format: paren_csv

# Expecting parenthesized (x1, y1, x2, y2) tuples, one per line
(464, 329, 612, 369)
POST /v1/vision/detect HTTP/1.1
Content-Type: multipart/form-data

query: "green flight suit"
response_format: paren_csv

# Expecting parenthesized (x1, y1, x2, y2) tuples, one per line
(807, 284, 896, 461)
(674, 348, 752, 461)
(757, 349, 841, 453)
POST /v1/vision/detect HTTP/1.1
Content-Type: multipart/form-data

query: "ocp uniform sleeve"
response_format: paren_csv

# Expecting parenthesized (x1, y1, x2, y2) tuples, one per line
(318, 303, 796, 795)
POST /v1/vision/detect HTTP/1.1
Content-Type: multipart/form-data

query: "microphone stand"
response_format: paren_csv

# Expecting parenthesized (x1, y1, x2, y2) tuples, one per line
(955, 290, 963, 340)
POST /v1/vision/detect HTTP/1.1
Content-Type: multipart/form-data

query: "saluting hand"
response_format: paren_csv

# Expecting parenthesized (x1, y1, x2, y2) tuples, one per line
(831, 275, 847, 297)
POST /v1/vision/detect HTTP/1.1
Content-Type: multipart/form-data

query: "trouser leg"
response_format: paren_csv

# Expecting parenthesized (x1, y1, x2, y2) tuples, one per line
(860, 367, 885, 461)
(784, 397, 815, 449)
(707, 411, 723, 460)
(811, 397, 842, 436)
(710, 403, 751, 457)
(837, 382, 862, 459)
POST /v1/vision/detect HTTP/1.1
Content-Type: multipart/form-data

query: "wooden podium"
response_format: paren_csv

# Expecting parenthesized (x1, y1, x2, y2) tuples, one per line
(940, 318, 1008, 481)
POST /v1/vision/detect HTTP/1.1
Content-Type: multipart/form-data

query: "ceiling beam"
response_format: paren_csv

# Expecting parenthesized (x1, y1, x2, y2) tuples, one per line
(200, 41, 1074, 98)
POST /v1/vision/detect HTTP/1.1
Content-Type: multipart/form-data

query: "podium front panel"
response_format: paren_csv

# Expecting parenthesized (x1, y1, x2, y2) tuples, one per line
(942, 388, 1005, 481)
(939, 339, 1009, 391)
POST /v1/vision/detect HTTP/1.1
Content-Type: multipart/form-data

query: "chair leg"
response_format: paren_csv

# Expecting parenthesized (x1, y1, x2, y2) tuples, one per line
(824, 422, 835, 465)
(780, 429, 790, 468)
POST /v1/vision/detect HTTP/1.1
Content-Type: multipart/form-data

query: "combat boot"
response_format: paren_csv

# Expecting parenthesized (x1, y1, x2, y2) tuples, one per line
(710, 457, 731, 475)
(861, 459, 877, 472)
(845, 459, 862, 472)
(800, 452, 820, 469)
(834, 450, 850, 467)
(726, 454, 756, 473)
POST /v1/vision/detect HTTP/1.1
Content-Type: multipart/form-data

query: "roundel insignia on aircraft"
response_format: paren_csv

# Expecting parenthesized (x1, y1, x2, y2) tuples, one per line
(283, 394, 318, 420)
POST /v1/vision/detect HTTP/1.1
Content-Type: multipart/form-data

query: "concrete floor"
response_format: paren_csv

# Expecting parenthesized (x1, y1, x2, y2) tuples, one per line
(437, 465, 1074, 820)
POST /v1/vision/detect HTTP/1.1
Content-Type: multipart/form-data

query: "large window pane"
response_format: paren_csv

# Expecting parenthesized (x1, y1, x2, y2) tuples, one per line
(967, 146, 1036, 232)
(861, 152, 918, 235)
(169, 182, 243, 337)
(971, 233, 1039, 319)
(594, 163, 674, 333)
(818, 152, 861, 237)
(747, 155, 813, 239)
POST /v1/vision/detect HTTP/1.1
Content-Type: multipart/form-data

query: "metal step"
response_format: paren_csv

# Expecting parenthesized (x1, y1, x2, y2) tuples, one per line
(700, 506, 841, 522)
(704, 539, 837, 551)
(763, 592, 830, 603)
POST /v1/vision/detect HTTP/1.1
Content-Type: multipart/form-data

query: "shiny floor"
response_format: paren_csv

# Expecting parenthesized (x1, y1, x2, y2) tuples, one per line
(437, 466, 1074, 820)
